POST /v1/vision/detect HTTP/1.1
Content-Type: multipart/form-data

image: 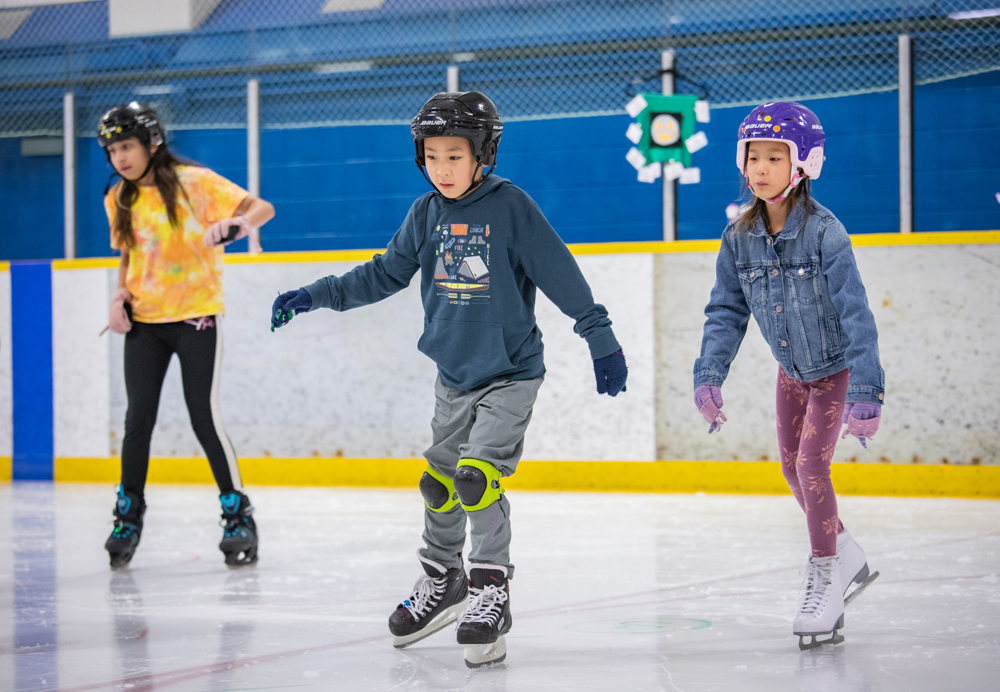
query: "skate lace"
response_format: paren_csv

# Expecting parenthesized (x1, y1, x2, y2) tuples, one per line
(459, 585, 507, 625)
(798, 559, 836, 616)
(403, 574, 447, 621)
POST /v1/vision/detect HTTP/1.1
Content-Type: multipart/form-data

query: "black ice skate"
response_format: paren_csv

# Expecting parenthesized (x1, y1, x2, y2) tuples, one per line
(456, 564, 511, 668)
(104, 487, 145, 570)
(389, 550, 468, 648)
(219, 491, 258, 568)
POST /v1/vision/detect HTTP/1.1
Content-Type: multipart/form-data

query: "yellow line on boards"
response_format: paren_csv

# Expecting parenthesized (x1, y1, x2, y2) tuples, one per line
(42, 230, 1000, 270)
(0, 261, 9, 272)
(48, 457, 1000, 499)
(52, 257, 119, 270)
(0, 457, 10, 481)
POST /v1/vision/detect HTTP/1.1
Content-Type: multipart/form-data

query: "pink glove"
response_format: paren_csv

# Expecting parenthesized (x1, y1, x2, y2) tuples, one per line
(203, 215, 261, 252)
(694, 384, 727, 433)
(841, 402, 881, 448)
(108, 287, 132, 335)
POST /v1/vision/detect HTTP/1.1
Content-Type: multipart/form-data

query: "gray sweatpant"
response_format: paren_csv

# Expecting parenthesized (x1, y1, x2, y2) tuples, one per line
(421, 375, 543, 578)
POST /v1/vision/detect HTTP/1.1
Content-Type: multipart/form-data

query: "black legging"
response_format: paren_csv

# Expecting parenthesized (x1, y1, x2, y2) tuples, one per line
(121, 318, 241, 497)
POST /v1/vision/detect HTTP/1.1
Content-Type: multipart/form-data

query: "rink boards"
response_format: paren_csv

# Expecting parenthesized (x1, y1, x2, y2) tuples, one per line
(1, 233, 999, 496)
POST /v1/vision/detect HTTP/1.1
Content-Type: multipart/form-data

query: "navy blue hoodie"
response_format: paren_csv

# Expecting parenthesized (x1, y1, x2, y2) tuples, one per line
(304, 175, 620, 391)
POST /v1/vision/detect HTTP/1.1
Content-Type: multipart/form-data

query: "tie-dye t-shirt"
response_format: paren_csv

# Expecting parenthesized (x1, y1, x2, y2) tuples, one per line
(105, 166, 247, 323)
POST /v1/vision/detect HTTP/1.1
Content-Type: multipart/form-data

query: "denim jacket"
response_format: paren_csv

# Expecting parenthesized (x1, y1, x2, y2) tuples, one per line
(693, 198, 885, 405)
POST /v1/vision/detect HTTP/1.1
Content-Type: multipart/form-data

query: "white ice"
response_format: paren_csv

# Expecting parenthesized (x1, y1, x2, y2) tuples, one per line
(1, 482, 998, 692)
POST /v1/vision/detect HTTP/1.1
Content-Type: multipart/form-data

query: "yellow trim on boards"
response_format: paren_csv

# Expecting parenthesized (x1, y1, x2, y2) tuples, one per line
(43, 230, 1000, 270)
(0, 457, 10, 481)
(49, 457, 1000, 499)
(0, 261, 9, 272)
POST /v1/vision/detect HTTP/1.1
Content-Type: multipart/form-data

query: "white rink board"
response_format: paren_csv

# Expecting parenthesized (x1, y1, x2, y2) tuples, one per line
(52, 268, 110, 458)
(48, 242, 1000, 464)
(655, 244, 1000, 465)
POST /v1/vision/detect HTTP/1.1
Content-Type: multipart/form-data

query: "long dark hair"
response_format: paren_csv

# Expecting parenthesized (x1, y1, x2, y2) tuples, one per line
(112, 144, 194, 250)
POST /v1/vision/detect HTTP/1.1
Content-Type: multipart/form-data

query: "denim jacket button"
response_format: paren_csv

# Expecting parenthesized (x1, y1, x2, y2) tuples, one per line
(775, 305, 782, 312)
(781, 340, 787, 347)
(770, 269, 779, 276)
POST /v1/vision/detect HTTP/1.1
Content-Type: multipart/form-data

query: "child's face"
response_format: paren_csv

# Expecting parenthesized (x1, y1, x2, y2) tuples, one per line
(745, 141, 793, 201)
(423, 137, 482, 199)
(106, 136, 154, 182)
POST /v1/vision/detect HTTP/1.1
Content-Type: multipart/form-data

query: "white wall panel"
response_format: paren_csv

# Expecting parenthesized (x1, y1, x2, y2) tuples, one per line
(53, 242, 998, 467)
(52, 268, 109, 458)
(654, 244, 1000, 465)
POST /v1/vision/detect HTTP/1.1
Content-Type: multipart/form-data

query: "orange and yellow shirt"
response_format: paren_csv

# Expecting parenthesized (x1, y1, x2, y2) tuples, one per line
(105, 165, 247, 323)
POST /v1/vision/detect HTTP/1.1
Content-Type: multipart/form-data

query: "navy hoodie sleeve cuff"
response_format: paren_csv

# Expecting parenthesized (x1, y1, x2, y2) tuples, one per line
(586, 330, 621, 360)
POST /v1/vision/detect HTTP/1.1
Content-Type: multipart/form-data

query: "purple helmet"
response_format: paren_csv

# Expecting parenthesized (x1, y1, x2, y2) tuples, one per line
(736, 102, 826, 183)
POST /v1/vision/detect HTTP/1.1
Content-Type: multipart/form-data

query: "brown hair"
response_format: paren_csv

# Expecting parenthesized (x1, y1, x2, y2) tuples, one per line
(111, 144, 194, 250)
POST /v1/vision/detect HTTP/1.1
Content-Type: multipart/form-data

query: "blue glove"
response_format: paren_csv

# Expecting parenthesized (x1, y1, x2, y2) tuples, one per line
(270, 289, 312, 331)
(593, 349, 627, 396)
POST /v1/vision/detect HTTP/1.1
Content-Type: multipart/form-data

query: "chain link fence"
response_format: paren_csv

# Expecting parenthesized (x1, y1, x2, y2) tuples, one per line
(0, 0, 998, 137)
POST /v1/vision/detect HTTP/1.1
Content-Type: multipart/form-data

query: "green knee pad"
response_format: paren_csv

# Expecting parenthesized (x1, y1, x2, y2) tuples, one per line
(419, 466, 460, 513)
(454, 458, 504, 512)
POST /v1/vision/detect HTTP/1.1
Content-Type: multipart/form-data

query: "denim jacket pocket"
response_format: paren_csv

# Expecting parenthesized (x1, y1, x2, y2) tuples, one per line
(738, 267, 766, 308)
(824, 314, 842, 352)
(785, 262, 820, 304)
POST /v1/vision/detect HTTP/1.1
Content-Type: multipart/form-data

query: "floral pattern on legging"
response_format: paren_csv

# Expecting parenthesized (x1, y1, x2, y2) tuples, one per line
(776, 366, 849, 557)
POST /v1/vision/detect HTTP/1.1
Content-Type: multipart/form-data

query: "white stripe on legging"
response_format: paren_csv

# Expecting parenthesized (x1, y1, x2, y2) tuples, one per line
(209, 316, 243, 491)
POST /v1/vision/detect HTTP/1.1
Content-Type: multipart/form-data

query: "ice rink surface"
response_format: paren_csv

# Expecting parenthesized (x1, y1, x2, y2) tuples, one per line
(1, 482, 998, 692)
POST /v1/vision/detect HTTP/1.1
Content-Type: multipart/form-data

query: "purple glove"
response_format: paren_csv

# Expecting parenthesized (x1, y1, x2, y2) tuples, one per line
(841, 402, 881, 448)
(694, 385, 727, 433)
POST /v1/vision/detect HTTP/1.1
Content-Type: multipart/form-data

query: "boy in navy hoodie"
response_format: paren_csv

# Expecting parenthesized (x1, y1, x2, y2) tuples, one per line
(271, 92, 627, 668)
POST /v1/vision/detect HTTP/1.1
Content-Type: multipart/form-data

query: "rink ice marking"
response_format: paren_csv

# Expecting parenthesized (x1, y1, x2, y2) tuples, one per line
(29, 523, 1000, 691)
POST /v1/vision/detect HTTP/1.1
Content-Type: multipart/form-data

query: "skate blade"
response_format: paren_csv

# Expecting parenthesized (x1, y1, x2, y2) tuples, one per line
(223, 544, 259, 569)
(463, 636, 507, 669)
(844, 570, 879, 607)
(392, 599, 467, 649)
(798, 630, 845, 651)
(109, 556, 134, 571)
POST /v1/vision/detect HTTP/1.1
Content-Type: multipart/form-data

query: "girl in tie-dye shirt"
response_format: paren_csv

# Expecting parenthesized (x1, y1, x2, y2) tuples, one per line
(99, 102, 274, 571)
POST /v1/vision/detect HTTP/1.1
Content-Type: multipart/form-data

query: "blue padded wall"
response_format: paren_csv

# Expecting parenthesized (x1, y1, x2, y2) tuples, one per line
(914, 70, 1000, 233)
(4, 74, 998, 261)
(0, 139, 63, 261)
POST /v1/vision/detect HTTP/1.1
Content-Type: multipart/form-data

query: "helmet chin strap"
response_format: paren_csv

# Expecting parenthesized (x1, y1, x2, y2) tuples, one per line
(758, 169, 805, 205)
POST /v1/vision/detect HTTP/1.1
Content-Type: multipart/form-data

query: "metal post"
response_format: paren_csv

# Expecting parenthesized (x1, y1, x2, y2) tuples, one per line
(63, 91, 76, 259)
(447, 65, 460, 92)
(898, 34, 914, 234)
(247, 78, 261, 253)
(661, 49, 677, 242)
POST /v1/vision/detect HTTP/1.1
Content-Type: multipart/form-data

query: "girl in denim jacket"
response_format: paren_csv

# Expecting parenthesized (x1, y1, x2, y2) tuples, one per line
(693, 102, 883, 650)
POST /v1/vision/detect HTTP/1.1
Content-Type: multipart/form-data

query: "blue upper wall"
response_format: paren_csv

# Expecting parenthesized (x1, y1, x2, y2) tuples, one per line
(1, 70, 997, 261)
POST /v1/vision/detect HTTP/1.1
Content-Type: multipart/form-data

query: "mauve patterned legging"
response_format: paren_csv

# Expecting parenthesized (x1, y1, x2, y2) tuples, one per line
(776, 367, 849, 557)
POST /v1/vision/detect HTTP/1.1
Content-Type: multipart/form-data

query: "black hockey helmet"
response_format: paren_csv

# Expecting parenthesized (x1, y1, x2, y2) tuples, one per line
(411, 91, 503, 169)
(98, 101, 165, 152)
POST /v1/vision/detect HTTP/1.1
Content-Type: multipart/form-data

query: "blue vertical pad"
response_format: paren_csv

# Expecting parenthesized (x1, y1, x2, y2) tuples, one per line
(11, 261, 54, 480)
